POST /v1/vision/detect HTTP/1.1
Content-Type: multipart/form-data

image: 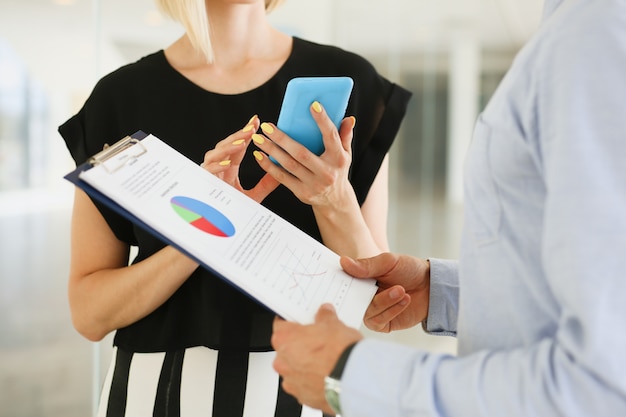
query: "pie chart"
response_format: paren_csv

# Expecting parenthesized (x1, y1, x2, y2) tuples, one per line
(170, 196, 236, 237)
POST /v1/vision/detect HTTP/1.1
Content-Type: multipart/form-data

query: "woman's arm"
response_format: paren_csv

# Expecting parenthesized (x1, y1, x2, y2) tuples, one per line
(251, 105, 385, 258)
(359, 155, 390, 252)
(309, 157, 388, 258)
(200, 108, 390, 258)
(68, 189, 199, 341)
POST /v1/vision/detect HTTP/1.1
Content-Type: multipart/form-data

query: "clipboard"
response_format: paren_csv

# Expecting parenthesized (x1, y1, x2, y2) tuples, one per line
(64, 131, 377, 327)
(64, 130, 189, 256)
(65, 131, 153, 239)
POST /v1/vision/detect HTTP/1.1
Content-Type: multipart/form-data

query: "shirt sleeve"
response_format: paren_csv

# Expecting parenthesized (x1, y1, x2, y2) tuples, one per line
(422, 258, 458, 336)
(58, 81, 137, 245)
(349, 73, 412, 204)
(340, 9, 626, 417)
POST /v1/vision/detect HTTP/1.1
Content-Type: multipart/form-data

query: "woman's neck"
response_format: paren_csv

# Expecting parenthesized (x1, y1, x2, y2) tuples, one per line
(206, 2, 279, 68)
(163, 3, 292, 94)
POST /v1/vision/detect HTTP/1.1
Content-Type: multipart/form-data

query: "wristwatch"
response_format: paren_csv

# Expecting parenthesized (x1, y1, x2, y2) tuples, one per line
(324, 342, 357, 416)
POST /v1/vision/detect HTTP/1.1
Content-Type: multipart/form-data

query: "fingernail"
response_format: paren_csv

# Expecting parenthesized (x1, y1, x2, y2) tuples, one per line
(260, 122, 274, 134)
(253, 150, 264, 161)
(243, 124, 254, 132)
(248, 114, 257, 124)
(219, 160, 231, 166)
(350, 116, 356, 128)
(232, 139, 245, 145)
(251, 134, 265, 144)
(312, 101, 322, 113)
(389, 288, 403, 299)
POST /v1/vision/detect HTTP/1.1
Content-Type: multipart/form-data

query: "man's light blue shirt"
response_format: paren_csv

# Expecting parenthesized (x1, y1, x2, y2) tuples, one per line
(342, 0, 626, 415)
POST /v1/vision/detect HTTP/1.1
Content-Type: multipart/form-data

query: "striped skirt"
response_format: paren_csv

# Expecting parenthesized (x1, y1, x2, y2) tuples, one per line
(97, 346, 323, 417)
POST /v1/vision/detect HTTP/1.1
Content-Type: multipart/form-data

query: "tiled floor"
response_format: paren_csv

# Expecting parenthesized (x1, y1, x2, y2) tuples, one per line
(0, 188, 458, 417)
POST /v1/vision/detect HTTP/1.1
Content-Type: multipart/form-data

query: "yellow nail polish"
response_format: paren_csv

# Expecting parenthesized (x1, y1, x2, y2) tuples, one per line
(312, 101, 322, 113)
(260, 123, 274, 134)
(253, 151, 264, 161)
(232, 139, 245, 145)
(248, 114, 257, 124)
(243, 124, 254, 132)
(251, 134, 265, 144)
(219, 160, 231, 166)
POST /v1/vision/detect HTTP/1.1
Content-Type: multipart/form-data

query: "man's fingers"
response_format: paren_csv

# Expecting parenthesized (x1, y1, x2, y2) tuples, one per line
(369, 286, 408, 313)
(339, 255, 369, 277)
(315, 303, 337, 323)
(364, 296, 411, 333)
(272, 315, 286, 329)
(362, 287, 409, 331)
(340, 254, 387, 278)
(271, 316, 300, 352)
(340, 253, 400, 282)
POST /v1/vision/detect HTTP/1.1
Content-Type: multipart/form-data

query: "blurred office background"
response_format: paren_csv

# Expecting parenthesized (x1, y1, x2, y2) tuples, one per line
(0, 0, 543, 415)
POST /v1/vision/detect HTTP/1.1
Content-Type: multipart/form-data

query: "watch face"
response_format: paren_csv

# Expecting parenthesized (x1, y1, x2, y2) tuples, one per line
(324, 376, 342, 415)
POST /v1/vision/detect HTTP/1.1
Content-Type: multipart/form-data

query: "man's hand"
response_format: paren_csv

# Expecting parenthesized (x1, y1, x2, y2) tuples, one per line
(271, 304, 363, 415)
(341, 253, 431, 333)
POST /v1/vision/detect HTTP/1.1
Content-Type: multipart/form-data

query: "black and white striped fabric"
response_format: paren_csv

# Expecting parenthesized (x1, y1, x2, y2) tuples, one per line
(97, 347, 322, 417)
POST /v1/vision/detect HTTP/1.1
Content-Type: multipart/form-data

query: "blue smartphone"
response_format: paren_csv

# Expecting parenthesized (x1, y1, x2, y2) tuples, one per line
(272, 77, 354, 162)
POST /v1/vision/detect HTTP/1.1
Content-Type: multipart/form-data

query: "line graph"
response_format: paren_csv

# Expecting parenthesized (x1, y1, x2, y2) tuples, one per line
(245, 227, 355, 315)
(277, 247, 328, 305)
(257, 244, 340, 308)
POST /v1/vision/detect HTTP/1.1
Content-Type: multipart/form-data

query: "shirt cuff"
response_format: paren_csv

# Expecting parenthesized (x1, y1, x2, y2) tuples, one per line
(422, 258, 459, 336)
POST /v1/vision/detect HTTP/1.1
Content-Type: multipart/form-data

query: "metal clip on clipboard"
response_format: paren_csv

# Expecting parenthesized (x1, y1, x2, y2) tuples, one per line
(88, 135, 147, 174)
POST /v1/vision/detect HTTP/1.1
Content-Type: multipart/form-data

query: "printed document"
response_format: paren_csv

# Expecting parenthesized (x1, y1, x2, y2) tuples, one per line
(75, 134, 377, 327)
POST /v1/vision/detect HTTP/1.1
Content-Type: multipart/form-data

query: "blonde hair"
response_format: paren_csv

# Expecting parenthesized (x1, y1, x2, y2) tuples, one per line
(156, 0, 285, 63)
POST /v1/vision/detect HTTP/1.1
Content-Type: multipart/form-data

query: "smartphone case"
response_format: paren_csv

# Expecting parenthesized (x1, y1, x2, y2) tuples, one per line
(275, 77, 354, 158)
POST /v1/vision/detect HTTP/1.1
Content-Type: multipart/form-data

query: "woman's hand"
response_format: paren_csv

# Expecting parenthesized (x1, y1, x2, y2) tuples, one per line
(252, 103, 381, 258)
(201, 115, 280, 203)
(250, 102, 356, 210)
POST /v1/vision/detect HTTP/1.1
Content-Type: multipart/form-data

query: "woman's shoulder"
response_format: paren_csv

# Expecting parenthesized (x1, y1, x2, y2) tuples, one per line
(60, 51, 168, 158)
(92, 51, 167, 94)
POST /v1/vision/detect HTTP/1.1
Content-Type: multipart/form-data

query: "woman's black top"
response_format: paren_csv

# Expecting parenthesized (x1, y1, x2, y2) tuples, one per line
(59, 37, 412, 353)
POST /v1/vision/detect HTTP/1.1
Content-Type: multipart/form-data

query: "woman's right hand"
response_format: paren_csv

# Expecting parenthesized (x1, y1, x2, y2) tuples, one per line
(201, 115, 280, 203)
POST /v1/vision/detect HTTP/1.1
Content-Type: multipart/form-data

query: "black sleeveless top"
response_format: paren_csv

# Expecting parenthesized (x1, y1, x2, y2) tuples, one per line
(59, 37, 411, 353)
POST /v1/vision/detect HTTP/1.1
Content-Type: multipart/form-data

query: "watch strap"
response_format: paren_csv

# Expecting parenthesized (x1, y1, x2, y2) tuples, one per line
(330, 342, 358, 379)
